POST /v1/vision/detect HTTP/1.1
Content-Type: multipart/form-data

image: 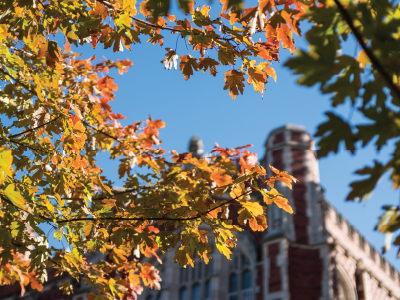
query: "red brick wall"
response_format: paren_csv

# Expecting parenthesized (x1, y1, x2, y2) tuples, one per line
(268, 242, 282, 293)
(272, 149, 284, 171)
(273, 132, 284, 145)
(291, 149, 309, 244)
(288, 246, 323, 300)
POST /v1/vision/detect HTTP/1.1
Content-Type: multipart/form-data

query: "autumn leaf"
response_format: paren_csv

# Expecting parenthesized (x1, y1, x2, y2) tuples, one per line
(248, 215, 268, 231)
(224, 70, 245, 100)
(179, 55, 199, 80)
(263, 188, 293, 214)
(211, 169, 233, 186)
(4, 184, 27, 211)
(46, 41, 60, 68)
(229, 182, 245, 200)
(242, 201, 264, 217)
(161, 48, 179, 70)
(0, 146, 12, 184)
(198, 57, 220, 76)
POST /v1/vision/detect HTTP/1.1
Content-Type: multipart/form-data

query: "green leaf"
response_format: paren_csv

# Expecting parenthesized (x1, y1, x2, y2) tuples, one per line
(315, 112, 355, 158)
(347, 161, 389, 201)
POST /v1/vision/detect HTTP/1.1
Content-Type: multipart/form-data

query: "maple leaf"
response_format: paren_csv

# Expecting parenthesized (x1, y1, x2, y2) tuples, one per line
(4, 184, 27, 211)
(198, 57, 220, 76)
(46, 41, 60, 68)
(263, 188, 293, 214)
(179, 55, 199, 80)
(248, 215, 268, 231)
(178, 0, 195, 14)
(0, 147, 12, 184)
(268, 165, 297, 189)
(229, 182, 246, 200)
(161, 48, 179, 70)
(211, 169, 233, 187)
(224, 70, 245, 100)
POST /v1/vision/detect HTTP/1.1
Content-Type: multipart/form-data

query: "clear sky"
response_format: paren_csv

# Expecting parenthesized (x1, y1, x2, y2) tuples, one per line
(62, 3, 400, 270)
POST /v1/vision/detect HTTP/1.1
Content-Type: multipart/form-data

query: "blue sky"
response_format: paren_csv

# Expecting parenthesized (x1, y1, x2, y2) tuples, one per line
(60, 3, 400, 270)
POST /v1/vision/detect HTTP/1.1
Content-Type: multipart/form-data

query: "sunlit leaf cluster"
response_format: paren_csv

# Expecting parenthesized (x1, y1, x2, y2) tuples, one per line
(0, 0, 305, 298)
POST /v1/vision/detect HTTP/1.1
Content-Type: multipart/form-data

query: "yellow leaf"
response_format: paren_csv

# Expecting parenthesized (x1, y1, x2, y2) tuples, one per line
(242, 201, 264, 217)
(216, 242, 232, 260)
(83, 223, 94, 238)
(4, 184, 27, 210)
(357, 49, 369, 68)
(0, 146, 13, 184)
(229, 182, 245, 200)
(273, 195, 293, 214)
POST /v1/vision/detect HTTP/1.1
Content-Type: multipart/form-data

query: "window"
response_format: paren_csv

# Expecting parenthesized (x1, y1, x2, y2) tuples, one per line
(390, 266, 395, 278)
(242, 270, 252, 290)
(359, 236, 365, 249)
(370, 246, 376, 260)
(336, 212, 343, 226)
(348, 225, 354, 238)
(229, 252, 253, 300)
(205, 259, 213, 276)
(204, 279, 211, 300)
(146, 295, 153, 300)
(156, 292, 163, 300)
(180, 267, 189, 283)
(192, 283, 201, 300)
(380, 256, 386, 270)
(229, 273, 238, 300)
(179, 287, 187, 300)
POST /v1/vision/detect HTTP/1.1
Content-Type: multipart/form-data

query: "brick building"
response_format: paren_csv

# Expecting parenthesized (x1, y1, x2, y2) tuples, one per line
(141, 125, 400, 300)
(2, 125, 400, 300)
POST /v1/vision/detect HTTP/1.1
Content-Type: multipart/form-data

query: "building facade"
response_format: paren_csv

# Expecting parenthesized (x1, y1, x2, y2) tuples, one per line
(141, 125, 400, 300)
(1, 125, 400, 300)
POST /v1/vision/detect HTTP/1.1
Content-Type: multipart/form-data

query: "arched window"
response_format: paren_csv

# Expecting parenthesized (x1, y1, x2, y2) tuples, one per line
(242, 270, 252, 300)
(180, 267, 189, 283)
(192, 283, 201, 300)
(229, 273, 238, 300)
(204, 279, 211, 300)
(242, 270, 252, 290)
(337, 265, 357, 300)
(179, 287, 187, 300)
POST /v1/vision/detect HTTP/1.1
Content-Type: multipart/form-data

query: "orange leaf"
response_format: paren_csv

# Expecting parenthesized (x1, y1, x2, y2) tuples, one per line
(211, 169, 233, 187)
(223, 70, 245, 100)
(179, 55, 199, 80)
(249, 215, 268, 231)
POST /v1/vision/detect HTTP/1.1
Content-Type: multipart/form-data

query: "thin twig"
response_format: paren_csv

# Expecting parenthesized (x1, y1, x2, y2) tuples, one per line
(9, 116, 63, 138)
(333, 0, 400, 100)
(0, 67, 36, 94)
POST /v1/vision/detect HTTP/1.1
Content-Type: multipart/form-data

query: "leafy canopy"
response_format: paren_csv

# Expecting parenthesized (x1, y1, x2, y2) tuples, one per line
(0, 0, 306, 298)
(285, 0, 400, 255)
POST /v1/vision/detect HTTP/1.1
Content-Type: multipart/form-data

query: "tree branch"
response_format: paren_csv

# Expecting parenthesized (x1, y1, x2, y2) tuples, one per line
(9, 116, 63, 138)
(8, 138, 50, 154)
(333, 0, 400, 100)
(0, 67, 36, 95)
(56, 187, 253, 224)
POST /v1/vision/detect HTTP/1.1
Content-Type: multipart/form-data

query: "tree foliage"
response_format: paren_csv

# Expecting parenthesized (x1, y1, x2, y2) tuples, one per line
(0, 0, 305, 298)
(285, 0, 400, 254)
